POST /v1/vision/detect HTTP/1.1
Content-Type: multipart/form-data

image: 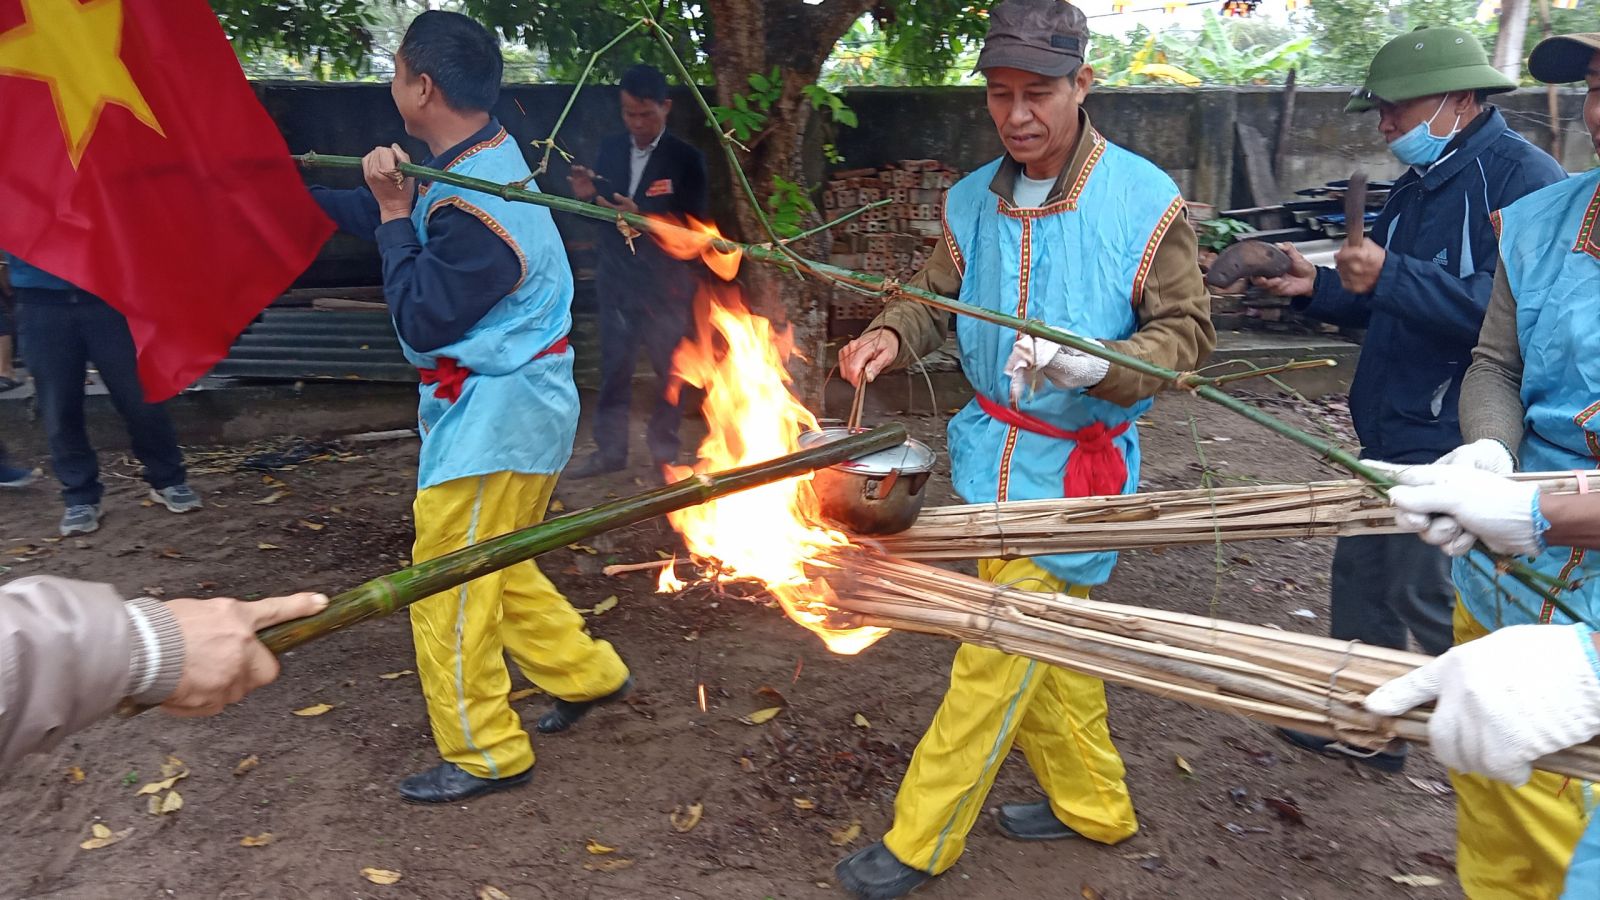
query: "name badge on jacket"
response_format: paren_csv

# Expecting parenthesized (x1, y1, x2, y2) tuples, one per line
(646, 178, 674, 198)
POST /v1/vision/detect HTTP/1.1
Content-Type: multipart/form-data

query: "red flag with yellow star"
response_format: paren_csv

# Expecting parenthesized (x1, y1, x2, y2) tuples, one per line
(0, 0, 334, 400)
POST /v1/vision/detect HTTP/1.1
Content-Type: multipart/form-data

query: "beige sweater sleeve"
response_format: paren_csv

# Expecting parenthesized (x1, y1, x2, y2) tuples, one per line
(0, 577, 184, 765)
(1460, 266, 1526, 465)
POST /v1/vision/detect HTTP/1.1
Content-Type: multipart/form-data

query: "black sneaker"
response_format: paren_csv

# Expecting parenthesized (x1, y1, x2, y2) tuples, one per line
(835, 842, 932, 899)
(397, 762, 531, 804)
(536, 674, 635, 734)
(1277, 727, 1408, 773)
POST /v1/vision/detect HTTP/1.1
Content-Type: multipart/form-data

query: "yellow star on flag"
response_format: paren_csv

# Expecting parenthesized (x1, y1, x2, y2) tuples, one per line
(0, 0, 164, 168)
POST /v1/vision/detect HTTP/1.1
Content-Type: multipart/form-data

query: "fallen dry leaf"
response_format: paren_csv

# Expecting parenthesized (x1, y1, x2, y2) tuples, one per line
(507, 687, 541, 702)
(240, 833, 275, 847)
(1389, 874, 1445, 887)
(160, 791, 183, 814)
(293, 703, 334, 717)
(594, 595, 619, 615)
(792, 798, 816, 810)
(378, 670, 414, 680)
(567, 543, 599, 555)
(586, 839, 617, 855)
(830, 821, 862, 846)
(65, 766, 85, 784)
(477, 887, 511, 900)
(146, 795, 161, 816)
(254, 491, 288, 505)
(738, 757, 755, 773)
(233, 755, 260, 777)
(1080, 885, 1106, 900)
(740, 706, 783, 725)
(80, 823, 133, 850)
(298, 519, 325, 531)
(549, 500, 566, 513)
(853, 713, 871, 729)
(584, 858, 634, 873)
(670, 803, 703, 833)
(655, 549, 671, 559)
(257, 543, 281, 551)
(162, 755, 185, 775)
(361, 867, 402, 885)
(136, 773, 186, 796)
(1175, 755, 1195, 777)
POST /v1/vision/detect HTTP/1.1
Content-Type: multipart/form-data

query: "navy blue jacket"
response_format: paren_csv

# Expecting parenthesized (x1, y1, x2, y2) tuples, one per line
(1295, 108, 1567, 464)
(587, 130, 707, 299)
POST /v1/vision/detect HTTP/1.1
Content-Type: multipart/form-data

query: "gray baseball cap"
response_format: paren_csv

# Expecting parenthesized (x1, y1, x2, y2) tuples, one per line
(975, 0, 1090, 78)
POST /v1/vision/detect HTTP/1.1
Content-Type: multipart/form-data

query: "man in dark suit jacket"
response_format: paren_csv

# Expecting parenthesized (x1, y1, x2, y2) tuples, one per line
(566, 64, 708, 478)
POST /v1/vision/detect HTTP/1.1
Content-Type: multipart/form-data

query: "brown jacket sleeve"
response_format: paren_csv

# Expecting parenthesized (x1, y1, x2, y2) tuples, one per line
(1088, 213, 1217, 407)
(1460, 266, 1526, 465)
(862, 235, 963, 370)
(0, 577, 184, 765)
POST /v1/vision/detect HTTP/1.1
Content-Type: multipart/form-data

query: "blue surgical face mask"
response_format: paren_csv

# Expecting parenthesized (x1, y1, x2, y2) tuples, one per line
(1387, 95, 1463, 167)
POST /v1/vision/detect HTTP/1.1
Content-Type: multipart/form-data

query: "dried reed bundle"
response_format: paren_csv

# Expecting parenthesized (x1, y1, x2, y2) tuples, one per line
(877, 472, 1590, 560)
(823, 551, 1600, 782)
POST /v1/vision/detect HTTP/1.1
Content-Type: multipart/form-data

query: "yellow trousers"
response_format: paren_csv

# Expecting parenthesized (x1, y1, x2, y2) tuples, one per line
(883, 558, 1139, 874)
(1453, 602, 1595, 899)
(410, 471, 629, 779)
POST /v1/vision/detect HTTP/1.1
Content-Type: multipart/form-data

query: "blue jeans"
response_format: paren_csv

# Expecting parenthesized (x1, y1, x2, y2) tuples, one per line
(590, 274, 694, 467)
(16, 290, 185, 506)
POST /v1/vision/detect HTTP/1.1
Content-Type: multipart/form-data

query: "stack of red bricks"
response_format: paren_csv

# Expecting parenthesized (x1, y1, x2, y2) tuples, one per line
(824, 160, 960, 327)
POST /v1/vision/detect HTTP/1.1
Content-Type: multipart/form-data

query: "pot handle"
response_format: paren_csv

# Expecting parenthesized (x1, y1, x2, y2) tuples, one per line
(877, 467, 901, 497)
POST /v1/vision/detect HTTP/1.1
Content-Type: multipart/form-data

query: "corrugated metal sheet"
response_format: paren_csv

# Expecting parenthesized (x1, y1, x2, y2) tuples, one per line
(212, 308, 417, 382)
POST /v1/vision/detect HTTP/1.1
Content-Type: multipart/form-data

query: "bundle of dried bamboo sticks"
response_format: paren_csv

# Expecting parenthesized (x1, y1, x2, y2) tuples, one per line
(876, 472, 1590, 560)
(822, 550, 1600, 782)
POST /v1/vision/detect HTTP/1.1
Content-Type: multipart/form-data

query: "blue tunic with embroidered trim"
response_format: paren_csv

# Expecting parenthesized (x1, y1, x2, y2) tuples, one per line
(311, 125, 579, 491)
(941, 133, 1186, 586)
(1448, 168, 1600, 900)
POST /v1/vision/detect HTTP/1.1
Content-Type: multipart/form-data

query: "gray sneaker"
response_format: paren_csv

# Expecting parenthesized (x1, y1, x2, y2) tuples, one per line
(149, 484, 202, 513)
(60, 505, 103, 536)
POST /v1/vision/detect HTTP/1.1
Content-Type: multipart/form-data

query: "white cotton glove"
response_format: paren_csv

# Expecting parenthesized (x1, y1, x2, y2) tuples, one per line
(1370, 463, 1546, 558)
(1365, 623, 1600, 785)
(1435, 439, 1516, 475)
(1003, 334, 1111, 404)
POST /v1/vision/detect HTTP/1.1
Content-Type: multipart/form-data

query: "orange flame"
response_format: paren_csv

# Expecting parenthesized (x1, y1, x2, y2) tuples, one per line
(664, 275, 887, 655)
(657, 558, 686, 594)
(648, 214, 743, 282)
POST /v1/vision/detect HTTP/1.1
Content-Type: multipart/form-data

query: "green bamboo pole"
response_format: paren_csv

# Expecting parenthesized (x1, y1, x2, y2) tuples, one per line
(257, 423, 905, 653)
(294, 154, 1580, 618)
(116, 424, 906, 717)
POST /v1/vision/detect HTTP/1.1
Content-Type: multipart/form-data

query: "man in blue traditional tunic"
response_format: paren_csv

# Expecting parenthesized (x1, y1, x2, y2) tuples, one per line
(309, 11, 631, 805)
(833, 2, 1214, 896)
(1362, 31, 1600, 900)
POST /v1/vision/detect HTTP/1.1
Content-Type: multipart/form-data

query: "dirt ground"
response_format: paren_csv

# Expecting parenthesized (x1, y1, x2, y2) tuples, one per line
(0, 390, 1465, 900)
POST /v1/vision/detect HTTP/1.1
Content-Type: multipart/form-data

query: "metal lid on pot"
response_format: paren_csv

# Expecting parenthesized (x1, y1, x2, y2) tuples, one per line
(799, 426, 935, 476)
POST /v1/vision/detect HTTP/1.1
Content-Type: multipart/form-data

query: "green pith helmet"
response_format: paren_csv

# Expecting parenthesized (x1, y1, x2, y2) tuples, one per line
(1346, 26, 1516, 113)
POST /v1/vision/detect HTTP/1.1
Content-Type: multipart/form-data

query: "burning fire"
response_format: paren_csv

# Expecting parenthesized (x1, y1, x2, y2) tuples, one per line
(650, 214, 743, 282)
(657, 558, 686, 594)
(656, 225, 887, 655)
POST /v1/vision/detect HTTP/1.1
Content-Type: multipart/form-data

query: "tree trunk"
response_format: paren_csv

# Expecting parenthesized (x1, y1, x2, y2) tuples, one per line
(701, 0, 875, 405)
(1493, 0, 1531, 79)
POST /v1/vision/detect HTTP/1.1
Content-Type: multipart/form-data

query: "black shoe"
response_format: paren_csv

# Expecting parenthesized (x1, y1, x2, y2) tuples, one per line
(536, 675, 635, 734)
(995, 800, 1081, 841)
(1277, 728, 1408, 773)
(566, 454, 625, 480)
(835, 842, 932, 899)
(397, 762, 532, 804)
